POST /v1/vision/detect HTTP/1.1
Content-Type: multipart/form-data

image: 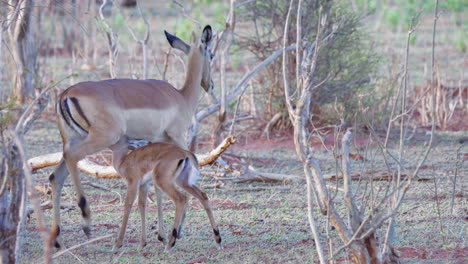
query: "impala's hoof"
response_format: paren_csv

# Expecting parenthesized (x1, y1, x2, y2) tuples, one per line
(112, 242, 122, 253)
(164, 245, 174, 253)
(140, 241, 147, 249)
(82, 225, 91, 238)
(157, 234, 166, 243)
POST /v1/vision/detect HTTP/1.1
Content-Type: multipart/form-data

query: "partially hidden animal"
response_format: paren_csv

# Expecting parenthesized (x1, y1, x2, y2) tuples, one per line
(111, 139, 222, 251)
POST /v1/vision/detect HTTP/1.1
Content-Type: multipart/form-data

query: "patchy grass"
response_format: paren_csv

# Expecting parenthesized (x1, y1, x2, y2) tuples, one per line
(12, 3, 467, 263)
(19, 116, 467, 263)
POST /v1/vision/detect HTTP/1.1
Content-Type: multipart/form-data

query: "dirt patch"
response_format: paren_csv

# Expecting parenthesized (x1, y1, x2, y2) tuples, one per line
(396, 246, 467, 261)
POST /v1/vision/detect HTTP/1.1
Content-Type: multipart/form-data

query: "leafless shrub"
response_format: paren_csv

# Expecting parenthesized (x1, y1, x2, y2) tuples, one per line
(415, 77, 467, 130)
(281, 0, 440, 263)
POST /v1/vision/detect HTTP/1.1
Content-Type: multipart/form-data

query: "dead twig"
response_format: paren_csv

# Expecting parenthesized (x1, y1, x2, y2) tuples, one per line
(225, 186, 290, 192)
(202, 182, 224, 189)
(261, 112, 282, 140)
(11, 132, 51, 263)
(52, 234, 114, 259)
(81, 180, 111, 192)
(233, 171, 301, 183)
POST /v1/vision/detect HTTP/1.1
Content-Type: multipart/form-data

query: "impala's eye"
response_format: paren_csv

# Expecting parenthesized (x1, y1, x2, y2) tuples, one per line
(210, 53, 214, 60)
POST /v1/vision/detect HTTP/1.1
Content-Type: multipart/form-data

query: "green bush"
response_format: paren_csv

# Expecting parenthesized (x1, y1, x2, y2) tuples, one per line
(451, 28, 467, 53)
(171, 1, 229, 40)
(237, 0, 378, 121)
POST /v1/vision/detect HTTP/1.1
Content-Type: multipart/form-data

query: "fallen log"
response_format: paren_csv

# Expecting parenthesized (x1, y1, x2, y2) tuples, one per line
(323, 172, 430, 181)
(28, 136, 236, 179)
(198, 136, 236, 166)
(233, 171, 301, 183)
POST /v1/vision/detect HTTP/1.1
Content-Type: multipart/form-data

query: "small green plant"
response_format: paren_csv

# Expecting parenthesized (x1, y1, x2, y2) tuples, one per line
(409, 33, 417, 46)
(112, 13, 125, 29)
(383, 8, 401, 31)
(451, 28, 467, 53)
(174, 18, 194, 40)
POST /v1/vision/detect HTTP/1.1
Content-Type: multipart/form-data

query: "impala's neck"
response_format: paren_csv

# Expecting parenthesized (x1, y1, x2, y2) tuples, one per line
(181, 49, 204, 114)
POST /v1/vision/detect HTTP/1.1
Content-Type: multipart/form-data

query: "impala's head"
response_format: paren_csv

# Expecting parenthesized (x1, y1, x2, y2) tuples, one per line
(165, 25, 214, 93)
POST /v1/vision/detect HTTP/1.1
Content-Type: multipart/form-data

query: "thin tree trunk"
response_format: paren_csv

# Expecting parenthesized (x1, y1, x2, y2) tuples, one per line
(0, 139, 26, 263)
(8, 0, 35, 104)
(212, 0, 235, 148)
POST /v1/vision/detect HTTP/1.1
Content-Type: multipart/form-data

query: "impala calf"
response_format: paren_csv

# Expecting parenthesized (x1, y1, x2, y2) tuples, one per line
(49, 25, 214, 249)
(111, 139, 222, 251)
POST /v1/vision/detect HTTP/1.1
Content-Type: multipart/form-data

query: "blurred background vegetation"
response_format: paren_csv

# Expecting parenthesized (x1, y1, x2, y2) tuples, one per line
(0, 0, 466, 140)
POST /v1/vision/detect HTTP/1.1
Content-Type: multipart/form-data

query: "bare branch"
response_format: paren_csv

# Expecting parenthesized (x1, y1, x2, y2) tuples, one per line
(98, 0, 118, 78)
(172, 0, 200, 26)
(11, 132, 51, 263)
(341, 129, 362, 232)
(196, 44, 295, 121)
(118, 2, 150, 79)
(282, 0, 296, 123)
(52, 234, 114, 259)
(228, 83, 247, 136)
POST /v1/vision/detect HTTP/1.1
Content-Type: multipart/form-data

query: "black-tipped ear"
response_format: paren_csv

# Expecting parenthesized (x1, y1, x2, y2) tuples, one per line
(201, 25, 213, 46)
(165, 30, 191, 55)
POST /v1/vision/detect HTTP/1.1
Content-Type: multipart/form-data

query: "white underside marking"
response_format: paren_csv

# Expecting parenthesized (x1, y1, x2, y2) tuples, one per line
(187, 162, 200, 186)
(140, 171, 152, 186)
(124, 108, 182, 141)
(128, 139, 150, 149)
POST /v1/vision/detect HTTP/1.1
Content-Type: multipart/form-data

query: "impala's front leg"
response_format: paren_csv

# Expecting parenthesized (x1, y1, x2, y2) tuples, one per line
(115, 179, 139, 250)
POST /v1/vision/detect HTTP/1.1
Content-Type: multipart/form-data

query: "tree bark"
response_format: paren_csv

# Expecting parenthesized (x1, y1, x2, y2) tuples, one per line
(0, 139, 26, 263)
(8, 0, 36, 104)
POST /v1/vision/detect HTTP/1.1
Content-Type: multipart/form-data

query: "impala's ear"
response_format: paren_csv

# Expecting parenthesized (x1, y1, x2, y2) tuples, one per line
(201, 25, 213, 47)
(164, 30, 190, 55)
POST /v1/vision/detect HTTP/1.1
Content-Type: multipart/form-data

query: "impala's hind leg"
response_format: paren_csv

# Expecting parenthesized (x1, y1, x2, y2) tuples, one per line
(155, 175, 188, 251)
(155, 189, 166, 244)
(181, 184, 222, 250)
(137, 179, 150, 248)
(64, 133, 121, 239)
(49, 159, 68, 249)
(176, 158, 222, 250)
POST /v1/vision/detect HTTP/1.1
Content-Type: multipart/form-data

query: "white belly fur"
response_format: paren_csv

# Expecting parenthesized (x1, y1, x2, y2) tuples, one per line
(124, 108, 180, 141)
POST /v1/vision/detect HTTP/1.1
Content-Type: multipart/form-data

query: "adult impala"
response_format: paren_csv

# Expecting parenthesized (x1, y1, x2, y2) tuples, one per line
(49, 25, 214, 249)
